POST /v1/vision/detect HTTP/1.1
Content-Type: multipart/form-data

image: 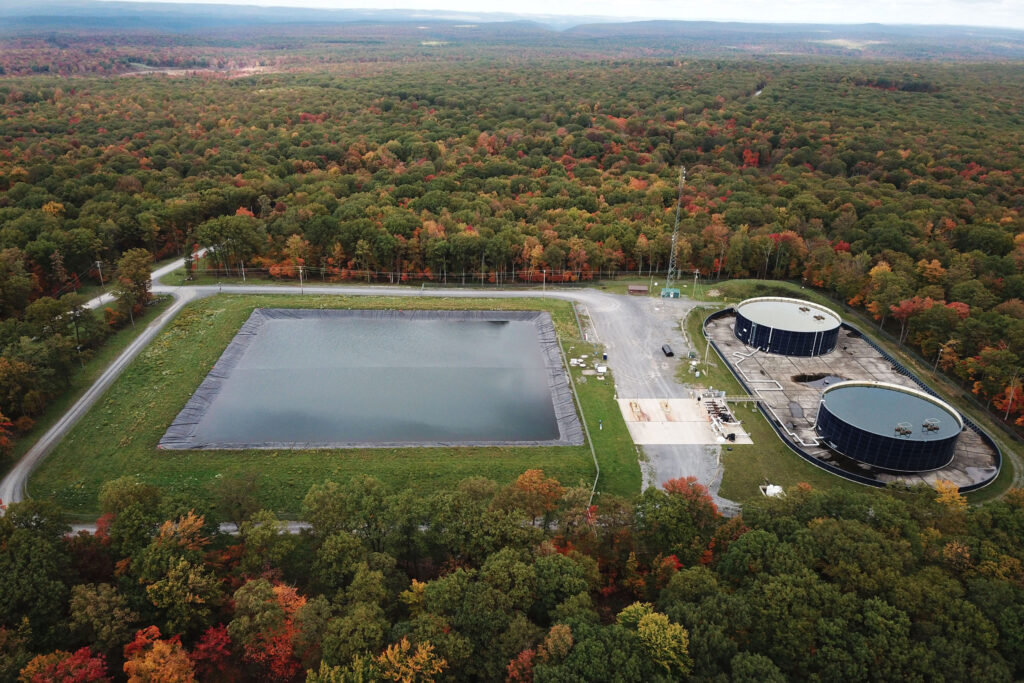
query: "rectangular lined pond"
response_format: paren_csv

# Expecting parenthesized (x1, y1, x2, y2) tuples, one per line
(159, 309, 583, 449)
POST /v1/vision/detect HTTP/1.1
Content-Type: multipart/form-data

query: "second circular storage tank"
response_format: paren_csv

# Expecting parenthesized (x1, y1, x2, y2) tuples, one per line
(734, 297, 841, 357)
(815, 381, 962, 472)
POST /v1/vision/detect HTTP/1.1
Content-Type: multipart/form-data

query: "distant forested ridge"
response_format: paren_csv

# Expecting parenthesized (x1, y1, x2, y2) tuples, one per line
(2, 8, 1024, 71)
(0, 38, 1023, 450)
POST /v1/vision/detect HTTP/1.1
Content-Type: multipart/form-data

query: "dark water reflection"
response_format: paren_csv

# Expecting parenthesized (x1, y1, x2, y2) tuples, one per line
(190, 318, 560, 445)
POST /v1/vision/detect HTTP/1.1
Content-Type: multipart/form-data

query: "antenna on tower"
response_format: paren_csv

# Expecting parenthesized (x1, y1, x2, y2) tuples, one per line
(661, 165, 686, 298)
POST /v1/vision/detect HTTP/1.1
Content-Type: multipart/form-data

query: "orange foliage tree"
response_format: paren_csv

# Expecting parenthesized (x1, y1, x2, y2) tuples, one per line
(993, 382, 1024, 426)
(228, 580, 305, 681)
(509, 469, 566, 526)
(123, 627, 196, 683)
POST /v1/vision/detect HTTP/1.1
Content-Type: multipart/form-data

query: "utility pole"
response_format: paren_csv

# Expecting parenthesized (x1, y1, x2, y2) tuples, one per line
(933, 339, 956, 377)
(72, 309, 83, 368)
(299, 265, 304, 294)
(95, 260, 104, 288)
(1006, 370, 1021, 422)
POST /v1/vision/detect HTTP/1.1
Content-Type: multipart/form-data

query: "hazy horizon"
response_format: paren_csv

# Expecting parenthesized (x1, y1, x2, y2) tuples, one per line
(14, 0, 1024, 31)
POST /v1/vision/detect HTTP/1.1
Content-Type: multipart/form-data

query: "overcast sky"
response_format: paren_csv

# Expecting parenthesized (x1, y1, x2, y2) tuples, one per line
(137, 0, 1024, 30)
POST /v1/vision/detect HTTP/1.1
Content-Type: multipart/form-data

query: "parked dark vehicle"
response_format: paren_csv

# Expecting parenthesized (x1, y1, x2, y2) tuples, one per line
(662, 344, 674, 357)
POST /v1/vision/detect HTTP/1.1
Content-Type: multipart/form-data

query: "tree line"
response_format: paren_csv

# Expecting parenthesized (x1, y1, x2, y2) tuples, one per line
(2, 471, 1023, 681)
(0, 247, 153, 457)
(1, 55, 1020, 435)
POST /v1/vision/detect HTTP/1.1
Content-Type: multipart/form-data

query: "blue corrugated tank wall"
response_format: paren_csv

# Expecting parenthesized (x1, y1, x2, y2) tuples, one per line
(734, 311, 840, 357)
(815, 401, 958, 471)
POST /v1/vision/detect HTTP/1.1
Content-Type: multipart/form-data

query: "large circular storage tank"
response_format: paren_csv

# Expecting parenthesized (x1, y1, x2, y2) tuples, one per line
(734, 297, 841, 357)
(815, 381, 962, 472)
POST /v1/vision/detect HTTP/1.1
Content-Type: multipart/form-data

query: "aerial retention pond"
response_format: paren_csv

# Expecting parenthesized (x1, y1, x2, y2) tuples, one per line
(159, 309, 583, 449)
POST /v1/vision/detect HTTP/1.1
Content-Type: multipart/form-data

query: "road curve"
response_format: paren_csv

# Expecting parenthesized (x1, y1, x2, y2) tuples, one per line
(0, 289, 198, 507)
(2, 268, 728, 514)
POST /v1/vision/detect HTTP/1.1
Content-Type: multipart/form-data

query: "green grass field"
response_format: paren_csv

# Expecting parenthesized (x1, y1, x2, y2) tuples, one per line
(686, 279, 1019, 504)
(28, 294, 641, 518)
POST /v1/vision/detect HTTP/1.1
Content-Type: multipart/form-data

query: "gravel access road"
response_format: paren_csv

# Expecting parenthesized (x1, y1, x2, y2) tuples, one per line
(1, 266, 730, 513)
(0, 289, 200, 508)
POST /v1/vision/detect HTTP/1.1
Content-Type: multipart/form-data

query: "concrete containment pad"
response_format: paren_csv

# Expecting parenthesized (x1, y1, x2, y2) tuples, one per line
(618, 398, 752, 445)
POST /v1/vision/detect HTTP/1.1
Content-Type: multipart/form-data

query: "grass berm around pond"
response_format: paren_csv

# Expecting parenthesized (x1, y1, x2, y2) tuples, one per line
(29, 294, 641, 518)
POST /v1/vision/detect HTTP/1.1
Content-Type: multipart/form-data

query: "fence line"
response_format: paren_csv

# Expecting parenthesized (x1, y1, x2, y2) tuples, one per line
(183, 264, 671, 284)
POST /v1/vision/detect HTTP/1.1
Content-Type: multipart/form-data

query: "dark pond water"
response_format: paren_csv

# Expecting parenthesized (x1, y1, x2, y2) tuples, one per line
(793, 373, 845, 389)
(821, 384, 960, 440)
(188, 317, 560, 446)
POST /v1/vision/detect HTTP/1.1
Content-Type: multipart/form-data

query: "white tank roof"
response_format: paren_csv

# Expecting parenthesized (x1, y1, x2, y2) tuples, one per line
(735, 296, 841, 333)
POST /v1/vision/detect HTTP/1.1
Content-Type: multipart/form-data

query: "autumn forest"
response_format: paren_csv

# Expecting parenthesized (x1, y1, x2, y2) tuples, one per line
(1, 17, 1024, 682)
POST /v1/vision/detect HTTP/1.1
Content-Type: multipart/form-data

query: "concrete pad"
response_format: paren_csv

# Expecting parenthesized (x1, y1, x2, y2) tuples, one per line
(706, 312, 999, 490)
(618, 398, 753, 445)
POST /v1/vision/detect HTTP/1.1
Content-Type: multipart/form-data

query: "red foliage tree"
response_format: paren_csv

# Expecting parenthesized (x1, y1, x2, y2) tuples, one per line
(0, 410, 13, 455)
(663, 476, 720, 519)
(652, 554, 685, 589)
(946, 301, 971, 320)
(890, 296, 935, 344)
(506, 648, 536, 682)
(190, 625, 237, 681)
(20, 647, 111, 683)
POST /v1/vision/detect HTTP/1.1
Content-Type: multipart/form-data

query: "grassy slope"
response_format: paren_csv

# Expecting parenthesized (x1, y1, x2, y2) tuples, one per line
(689, 278, 1019, 504)
(29, 294, 640, 517)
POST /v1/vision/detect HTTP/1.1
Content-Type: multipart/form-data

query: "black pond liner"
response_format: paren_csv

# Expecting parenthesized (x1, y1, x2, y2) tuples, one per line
(159, 308, 584, 450)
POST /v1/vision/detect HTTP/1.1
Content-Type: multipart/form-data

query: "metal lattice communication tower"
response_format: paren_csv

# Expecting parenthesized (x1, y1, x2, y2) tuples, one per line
(661, 165, 686, 298)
